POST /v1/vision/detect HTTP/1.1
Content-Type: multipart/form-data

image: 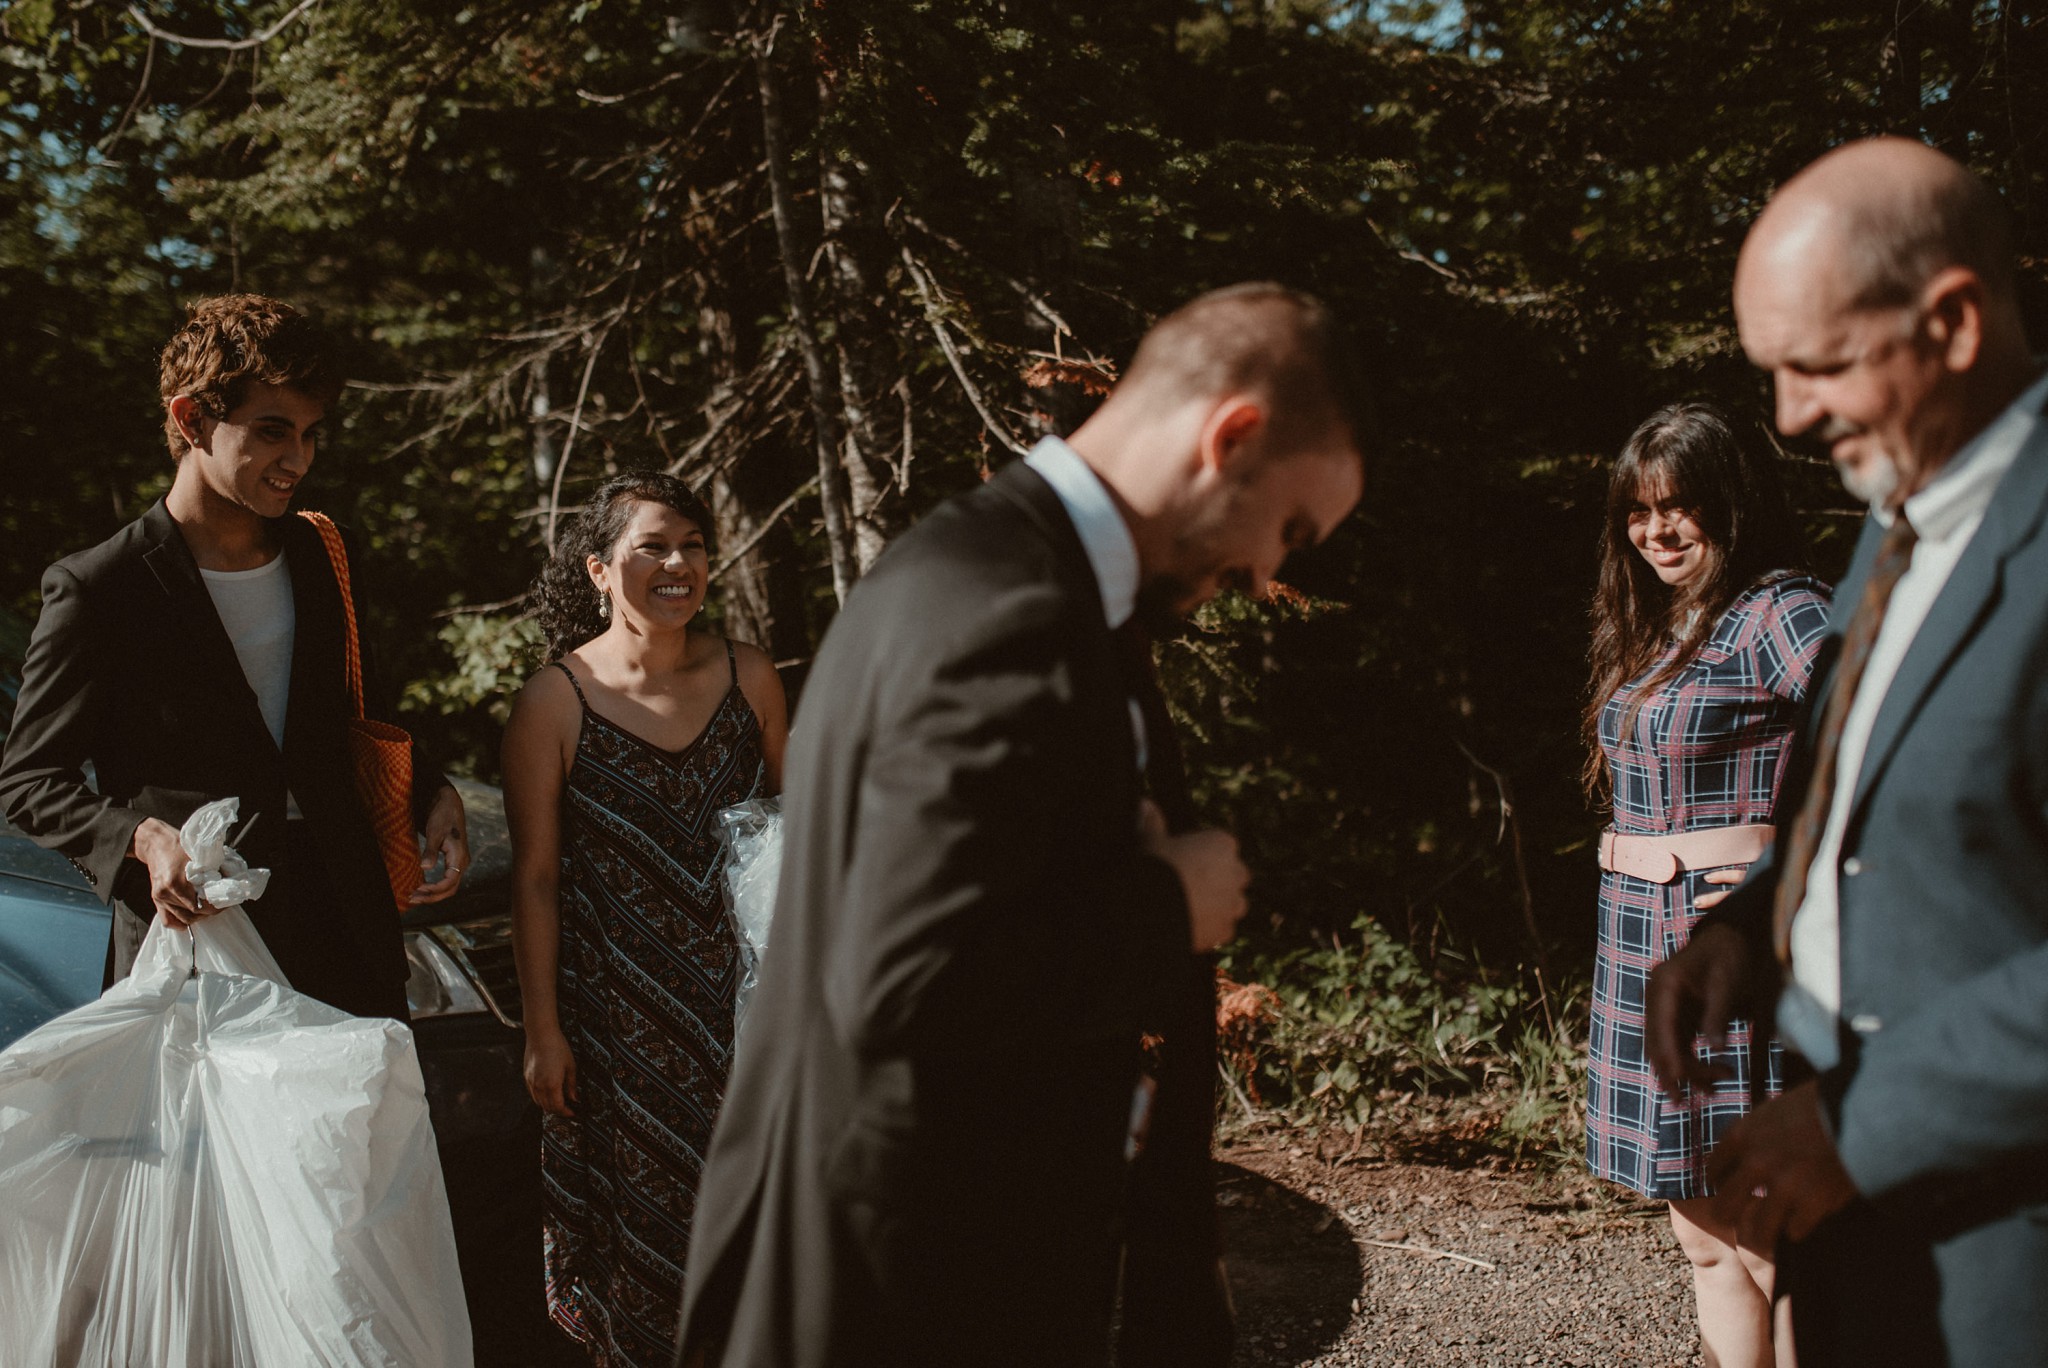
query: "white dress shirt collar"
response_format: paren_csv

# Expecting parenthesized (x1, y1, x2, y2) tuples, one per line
(1024, 435, 1140, 631)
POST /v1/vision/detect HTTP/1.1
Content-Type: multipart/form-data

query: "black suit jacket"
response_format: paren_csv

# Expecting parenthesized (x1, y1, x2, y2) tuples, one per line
(0, 499, 444, 1012)
(676, 462, 1193, 1368)
(1703, 407, 2048, 1365)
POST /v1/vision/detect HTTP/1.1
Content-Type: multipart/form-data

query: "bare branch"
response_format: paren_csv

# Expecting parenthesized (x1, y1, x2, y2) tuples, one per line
(893, 208, 1074, 339)
(894, 374, 914, 491)
(432, 592, 533, 622)
(1456, 741, 1556, 1008)
(98, 33, 157, 151)
(546, 325, 612, 551)
(712, 477, 819, 579)
(1360, 1239, 1496, 1273)
(900, 247, 1032, 458)
(126, 0, 322, 50)
(575, 69, 691, 105)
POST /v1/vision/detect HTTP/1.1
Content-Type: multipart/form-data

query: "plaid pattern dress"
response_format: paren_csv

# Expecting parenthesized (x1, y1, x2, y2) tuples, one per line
(1586, 574, 1831, 1199)
(544, 648, 763, 1368)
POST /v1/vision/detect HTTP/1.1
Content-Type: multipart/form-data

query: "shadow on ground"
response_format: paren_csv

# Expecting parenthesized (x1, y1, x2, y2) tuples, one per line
(1216, 1161, 1364, 1365)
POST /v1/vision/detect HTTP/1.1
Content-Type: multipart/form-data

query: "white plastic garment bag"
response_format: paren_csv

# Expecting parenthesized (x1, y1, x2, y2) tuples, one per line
(0, 799, 473, 1367)
(717, 797, 782, 1036)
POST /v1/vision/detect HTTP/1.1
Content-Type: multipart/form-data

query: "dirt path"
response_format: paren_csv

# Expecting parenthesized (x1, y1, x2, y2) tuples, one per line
(1217, 1133, 1704, 1367)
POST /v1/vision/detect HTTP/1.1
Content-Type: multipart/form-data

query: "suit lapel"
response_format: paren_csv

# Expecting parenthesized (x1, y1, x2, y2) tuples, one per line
(985, 459, 1140, 785)
(987, 460, 1112, 633)
(1848, 426, 2048, 822)
(136, 500, 280, 763)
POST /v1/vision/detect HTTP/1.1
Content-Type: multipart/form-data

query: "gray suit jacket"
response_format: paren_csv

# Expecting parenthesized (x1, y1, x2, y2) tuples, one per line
(1705, 406, 2048, 1365)
(676, 462, 1191, 1368)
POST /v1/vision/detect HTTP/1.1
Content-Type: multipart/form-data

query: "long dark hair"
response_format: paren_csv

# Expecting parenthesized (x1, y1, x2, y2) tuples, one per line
(534, 471, 715, 660)
(1581, 403, 1807, 803)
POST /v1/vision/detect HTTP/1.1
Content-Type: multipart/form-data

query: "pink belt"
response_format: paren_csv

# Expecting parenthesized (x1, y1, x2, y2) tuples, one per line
(1598, 824, 1773, 884)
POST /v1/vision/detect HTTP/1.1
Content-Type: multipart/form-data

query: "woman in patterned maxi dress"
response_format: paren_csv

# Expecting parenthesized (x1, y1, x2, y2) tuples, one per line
(502, 473, 789, 1368)
(1582, 405, 1829, 1368)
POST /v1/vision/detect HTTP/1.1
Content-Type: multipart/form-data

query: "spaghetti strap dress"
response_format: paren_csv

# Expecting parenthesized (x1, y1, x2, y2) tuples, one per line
(1585, 574, 1831, 1199)
(542, 641, 763, 1367)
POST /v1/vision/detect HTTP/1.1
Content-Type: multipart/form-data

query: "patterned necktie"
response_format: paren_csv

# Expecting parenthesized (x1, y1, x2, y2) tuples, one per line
(1771, 512, 1920, 964)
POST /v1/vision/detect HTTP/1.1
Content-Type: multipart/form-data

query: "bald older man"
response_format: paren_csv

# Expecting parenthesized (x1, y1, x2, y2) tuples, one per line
(1647, 137, 2048, 1366)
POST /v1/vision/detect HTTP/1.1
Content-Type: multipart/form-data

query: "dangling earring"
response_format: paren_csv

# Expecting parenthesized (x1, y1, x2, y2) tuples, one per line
(598, 589, 612, 620)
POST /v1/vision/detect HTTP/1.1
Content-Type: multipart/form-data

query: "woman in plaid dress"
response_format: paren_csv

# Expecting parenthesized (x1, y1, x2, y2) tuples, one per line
(1583, 404, 1829, 1368)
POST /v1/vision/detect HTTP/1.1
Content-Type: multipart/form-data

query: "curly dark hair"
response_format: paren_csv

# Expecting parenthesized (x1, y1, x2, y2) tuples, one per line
(534, 471, 716, 660)
(158, 294, 344, 459)
(1581, 402, 1808, 803)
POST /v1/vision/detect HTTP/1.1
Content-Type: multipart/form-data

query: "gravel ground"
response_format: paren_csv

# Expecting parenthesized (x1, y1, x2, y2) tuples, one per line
(1217, 1133, 1704, 1368)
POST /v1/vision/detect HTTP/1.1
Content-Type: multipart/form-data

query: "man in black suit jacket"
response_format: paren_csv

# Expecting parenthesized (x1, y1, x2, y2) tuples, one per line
(1647, 139, 2048, 1365)
(0, 294, 467, 1019)
(674, 285, 1366, 1368)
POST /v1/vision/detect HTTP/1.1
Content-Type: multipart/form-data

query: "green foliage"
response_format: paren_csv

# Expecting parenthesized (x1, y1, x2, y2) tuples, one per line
(402, 611, 545, 735)
(1222, 913, 1587, 1161)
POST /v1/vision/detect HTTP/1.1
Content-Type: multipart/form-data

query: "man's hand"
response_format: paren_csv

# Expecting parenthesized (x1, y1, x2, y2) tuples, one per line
(1141, 801, 1249, 953)
(410, 784, 470, 906)
(130, 816, 206, 927)
(1646, 921, 1753, 1100)
(1708, 1080, 1860, 1248)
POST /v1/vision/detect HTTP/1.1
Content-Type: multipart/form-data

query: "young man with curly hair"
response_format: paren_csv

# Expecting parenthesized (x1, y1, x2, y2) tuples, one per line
(0, 293, 467, 1017)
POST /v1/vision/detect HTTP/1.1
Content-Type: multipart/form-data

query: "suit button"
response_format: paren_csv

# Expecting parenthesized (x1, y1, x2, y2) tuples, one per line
(1842, 856, 1865, 877)
(1850, 1013, 1883, 1034)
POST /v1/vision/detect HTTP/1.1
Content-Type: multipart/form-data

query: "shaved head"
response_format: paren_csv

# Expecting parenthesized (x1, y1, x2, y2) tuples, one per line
(1119, 283, 1369, 456)
(1061, 283, 1366, 623)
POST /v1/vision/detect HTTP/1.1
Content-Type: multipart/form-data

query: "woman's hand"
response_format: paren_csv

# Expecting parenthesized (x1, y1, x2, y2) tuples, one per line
(524, 1025, 579, 1117)
(1694, 866, 1748, 910)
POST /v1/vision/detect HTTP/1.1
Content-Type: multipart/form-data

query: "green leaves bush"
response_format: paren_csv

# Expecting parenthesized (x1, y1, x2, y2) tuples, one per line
(1221, 914, 1587, 1163)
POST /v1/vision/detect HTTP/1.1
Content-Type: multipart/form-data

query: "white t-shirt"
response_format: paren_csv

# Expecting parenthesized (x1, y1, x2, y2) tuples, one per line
(199, 556, 299, 822)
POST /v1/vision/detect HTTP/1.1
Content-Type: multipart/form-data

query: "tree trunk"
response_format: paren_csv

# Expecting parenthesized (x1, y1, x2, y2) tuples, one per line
(527, 246, 560, 487)
(817, 77, 897, 571)
(691, 300, 777, 649)
(754, 28, 859, 605)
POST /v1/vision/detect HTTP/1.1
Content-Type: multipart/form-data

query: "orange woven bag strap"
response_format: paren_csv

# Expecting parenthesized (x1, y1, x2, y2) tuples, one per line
(297, 511, 367, 722)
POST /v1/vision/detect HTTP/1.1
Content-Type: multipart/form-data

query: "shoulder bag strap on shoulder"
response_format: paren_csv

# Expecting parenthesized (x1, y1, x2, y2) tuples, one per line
(297, 511, 366, 721)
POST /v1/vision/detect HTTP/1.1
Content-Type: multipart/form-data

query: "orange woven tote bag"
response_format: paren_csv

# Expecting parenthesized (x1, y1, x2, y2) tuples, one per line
(299, 512, 418, 912)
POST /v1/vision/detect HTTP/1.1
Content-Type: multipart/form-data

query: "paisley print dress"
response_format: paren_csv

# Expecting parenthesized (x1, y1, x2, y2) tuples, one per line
(543, 644, 763, 1366)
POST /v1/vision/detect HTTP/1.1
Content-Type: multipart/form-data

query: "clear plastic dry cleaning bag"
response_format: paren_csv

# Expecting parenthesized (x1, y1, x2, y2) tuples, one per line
(717, 796, 782, 1037)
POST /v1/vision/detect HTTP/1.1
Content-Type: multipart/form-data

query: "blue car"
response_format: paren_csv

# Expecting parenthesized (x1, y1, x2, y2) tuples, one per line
(0, 609, 578, 1365)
